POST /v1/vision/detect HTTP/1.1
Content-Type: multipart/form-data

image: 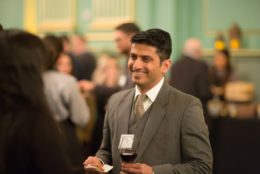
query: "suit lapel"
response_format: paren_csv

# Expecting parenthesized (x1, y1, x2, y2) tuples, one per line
(116, 89, 135, 141)
(136, 82, 170, 160)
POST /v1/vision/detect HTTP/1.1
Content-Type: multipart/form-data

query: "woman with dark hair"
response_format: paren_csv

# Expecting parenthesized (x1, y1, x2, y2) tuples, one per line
(209, 49, 237, 99)
(0, 30, 72, 174)
(42, 35, 90, 174)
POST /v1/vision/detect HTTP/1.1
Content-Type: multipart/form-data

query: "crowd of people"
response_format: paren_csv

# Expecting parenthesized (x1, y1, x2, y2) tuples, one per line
(0, 22, 238, 174)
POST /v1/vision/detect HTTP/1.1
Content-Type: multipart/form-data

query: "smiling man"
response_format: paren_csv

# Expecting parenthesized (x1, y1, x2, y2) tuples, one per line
(84, 29, 212, 174)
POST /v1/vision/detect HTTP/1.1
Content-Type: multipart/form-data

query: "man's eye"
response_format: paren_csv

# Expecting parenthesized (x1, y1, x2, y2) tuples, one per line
(129, 55, 137, 60)
(143, 57, 151, 62)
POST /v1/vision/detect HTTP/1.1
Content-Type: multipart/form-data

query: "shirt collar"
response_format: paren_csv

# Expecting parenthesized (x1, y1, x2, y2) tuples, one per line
(134, 77, 164, 102)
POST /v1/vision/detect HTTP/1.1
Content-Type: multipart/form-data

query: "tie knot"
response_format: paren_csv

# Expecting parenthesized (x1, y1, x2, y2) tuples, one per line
(136, 94, 146, 102)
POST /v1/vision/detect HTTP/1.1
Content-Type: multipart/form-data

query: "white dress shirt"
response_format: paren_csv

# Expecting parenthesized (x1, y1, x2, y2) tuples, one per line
(134, 77, 164, 112)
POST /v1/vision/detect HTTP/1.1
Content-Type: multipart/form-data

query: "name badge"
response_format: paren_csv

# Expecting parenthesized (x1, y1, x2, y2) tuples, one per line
(118, 134, 134, 149)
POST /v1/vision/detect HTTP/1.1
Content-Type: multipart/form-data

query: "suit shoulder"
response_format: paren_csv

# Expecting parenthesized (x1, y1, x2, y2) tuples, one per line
(108, 88, 133, 104)
(168, 85, 201, 105)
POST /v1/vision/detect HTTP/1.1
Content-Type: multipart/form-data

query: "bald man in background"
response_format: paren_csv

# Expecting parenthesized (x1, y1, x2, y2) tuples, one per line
(170, 38, 212, 125)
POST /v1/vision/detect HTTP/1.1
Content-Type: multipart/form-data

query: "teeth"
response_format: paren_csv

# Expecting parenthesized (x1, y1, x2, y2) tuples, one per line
(135, 72, 145, 75)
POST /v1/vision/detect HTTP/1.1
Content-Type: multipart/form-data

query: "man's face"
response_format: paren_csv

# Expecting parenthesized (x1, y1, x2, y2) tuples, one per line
(114, 30, 132, 55)
(128, 43, 171, 92)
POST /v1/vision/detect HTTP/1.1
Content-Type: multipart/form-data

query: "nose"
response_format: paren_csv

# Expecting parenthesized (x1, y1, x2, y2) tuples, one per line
(132, 58, 143, 70)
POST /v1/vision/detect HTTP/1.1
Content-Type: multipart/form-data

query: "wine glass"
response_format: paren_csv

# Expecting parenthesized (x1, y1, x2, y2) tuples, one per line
(118, 135, 137, 163)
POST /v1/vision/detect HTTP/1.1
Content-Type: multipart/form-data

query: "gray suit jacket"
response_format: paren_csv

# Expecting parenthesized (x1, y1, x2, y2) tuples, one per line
(96, 81, 212, 174)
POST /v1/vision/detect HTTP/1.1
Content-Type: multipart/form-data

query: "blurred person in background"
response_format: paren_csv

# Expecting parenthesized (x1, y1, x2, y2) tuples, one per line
(57, 35, 75, 76)
(55, 44, 96, 158)
(60, 35, 71, 53)
(69, 34, 96, 81)
(0, 29, 72, 174)
(92, 54, 121, 88)
(114, 22, 141, 88)
(79, 53, 121, 154)
(170, 38, 212, 125)
(43, 35, 90, 174)
(56, 53, 74, 75)
(209, 49, 237, 100)
(55, 39, 97, 158)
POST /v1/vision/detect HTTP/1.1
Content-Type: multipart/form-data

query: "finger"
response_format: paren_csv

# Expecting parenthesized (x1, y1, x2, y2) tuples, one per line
(90, 164, 104, 172)
(83, 157, 103, 171)
(83, 159, 92, 165)
(122, 163, 141, 169)
(122, 167, 141, 174)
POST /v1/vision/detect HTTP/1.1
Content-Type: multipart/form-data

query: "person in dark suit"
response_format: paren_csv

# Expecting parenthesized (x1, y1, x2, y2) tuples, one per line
(170, 38, 212, 128)
(0, 29, 72, 174)
(83, 29, 212, 174)
(69, 34, 96, 81)
(170, 38, 212, 104)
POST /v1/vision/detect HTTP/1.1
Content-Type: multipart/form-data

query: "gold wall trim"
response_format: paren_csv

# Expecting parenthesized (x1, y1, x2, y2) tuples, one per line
(86, 32, 114, 41)
(38, 21, 74, 32)
(23, 0, 37, 33)
(89, 0, 135, 31)
(37, 0, 76, 32)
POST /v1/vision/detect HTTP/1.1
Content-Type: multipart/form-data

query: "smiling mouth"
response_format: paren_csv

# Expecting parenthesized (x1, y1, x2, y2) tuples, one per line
(132, 71, 147, 76)
(134, 72, 145, 75)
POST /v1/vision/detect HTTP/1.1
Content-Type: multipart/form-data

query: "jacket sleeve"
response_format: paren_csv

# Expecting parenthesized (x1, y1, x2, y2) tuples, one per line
(63, 77, 90, 127)
(95, 98, 113, 165)
(153, 99, 213, 174)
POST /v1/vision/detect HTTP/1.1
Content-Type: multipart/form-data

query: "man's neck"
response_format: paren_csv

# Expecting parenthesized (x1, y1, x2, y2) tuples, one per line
(135, 78, 165, 103)
(136, 77, 165, 94)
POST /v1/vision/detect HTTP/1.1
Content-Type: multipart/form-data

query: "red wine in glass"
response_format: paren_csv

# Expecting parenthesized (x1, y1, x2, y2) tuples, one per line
(120, 150, 137, 162)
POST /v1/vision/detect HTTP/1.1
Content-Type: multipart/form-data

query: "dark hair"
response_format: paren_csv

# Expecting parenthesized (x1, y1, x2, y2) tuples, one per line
(60, 35, 69, 43)
(115, 22, 140, 35)
(131, 28, 172, 61)
(43, 35, 63, 70)
(0, 30, 54, 172)
(0, 24, 3, 31)
(219, 49, 230, 59)
(210, 49, 233, 86)
(218, 49, 232, 73)
(0, 30, 47, 102)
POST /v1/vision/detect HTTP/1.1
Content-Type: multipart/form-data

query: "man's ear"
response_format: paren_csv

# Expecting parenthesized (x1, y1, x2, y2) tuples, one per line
(161, 59, 172, 73)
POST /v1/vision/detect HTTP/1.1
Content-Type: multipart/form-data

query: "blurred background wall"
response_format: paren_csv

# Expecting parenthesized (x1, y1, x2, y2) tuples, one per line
(0, 0, 260, 101)
(1, 0, 260, 49)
